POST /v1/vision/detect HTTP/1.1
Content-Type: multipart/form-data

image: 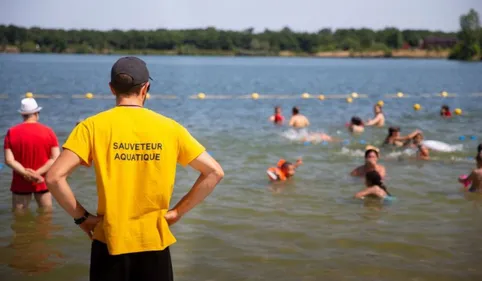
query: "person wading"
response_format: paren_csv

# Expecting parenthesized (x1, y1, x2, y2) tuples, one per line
(46, 57, 224, 281)
(4, 97, 59, 213)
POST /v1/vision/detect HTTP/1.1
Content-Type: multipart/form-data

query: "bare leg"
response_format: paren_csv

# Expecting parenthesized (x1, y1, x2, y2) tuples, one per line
(12, 193, 32, 213)
(34, 192, 53, 213)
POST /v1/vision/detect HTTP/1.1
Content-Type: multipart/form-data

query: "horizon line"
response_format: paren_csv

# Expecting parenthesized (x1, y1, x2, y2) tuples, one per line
(0, 23, 460, 34)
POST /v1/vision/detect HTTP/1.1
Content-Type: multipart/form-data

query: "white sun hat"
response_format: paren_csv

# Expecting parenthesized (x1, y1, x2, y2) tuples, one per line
(18, 98, 43, 115)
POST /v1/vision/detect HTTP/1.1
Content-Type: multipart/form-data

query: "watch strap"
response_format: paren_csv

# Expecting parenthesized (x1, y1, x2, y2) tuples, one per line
(74, 210, 90, 225)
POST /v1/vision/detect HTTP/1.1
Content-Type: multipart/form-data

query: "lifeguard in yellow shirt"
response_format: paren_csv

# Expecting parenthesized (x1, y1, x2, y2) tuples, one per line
(46, 57, 224, 281)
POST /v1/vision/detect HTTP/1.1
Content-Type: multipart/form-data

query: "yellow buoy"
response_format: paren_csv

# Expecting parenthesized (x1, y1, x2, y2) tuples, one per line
(454, 108, 462, 115)
(346, 97, 353, 103)
(397, 92, 404, 98)
(441, 91, 448, 97)
(85, 92, 93, 99)
(25, 92, 33, 98)
(377, 100, 384, 107)
(251, 93, 259, 100)
(301, 93, 310, 99)
(413, 103, 421, 111)
(197, 93, 206, 99)
(318, 94, 325, 100)
(351, 92, 358, 98)
(146, 93, 151, 99)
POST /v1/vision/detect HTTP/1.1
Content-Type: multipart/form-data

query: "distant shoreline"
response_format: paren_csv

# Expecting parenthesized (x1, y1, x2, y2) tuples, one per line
(1, 46, 450, 59)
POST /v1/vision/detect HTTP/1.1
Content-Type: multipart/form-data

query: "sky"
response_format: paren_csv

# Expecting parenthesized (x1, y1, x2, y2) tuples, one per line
(0, 0, 481, 32)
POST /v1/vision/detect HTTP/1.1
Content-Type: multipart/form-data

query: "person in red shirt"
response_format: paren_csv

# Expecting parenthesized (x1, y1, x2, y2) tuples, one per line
(3, 98, 60, 212)
(269, 106, 285, 125)
(440, 105, 452, 118)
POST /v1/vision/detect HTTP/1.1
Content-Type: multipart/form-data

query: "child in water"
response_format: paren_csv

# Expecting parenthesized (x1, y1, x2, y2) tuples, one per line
(412, 132, 430, 160)
(347, 116, 364, 134)
(355, 170, 392, 200)
(269, 106, 284, 125)
(440, 105, 452, 118)
(267, 158, 303, 181)
(458, 145, 482, 193)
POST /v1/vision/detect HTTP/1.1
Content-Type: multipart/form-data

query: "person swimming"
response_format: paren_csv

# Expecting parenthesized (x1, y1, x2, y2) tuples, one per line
(440, 105, 452, 118)
(365, 104, 385, 127)
(347, 116, 364, 134)
(266, 158, 303, 181)
(288, 106, 310, 129)
(354, 170, 392, 200)
(458, 147, 482, 193)
(350, 145, 386, 179)
(269, 106, 285, 125)
(301, 132, 340, 143)
(412, 132, 430, 160)
(383, 127, 421, 147)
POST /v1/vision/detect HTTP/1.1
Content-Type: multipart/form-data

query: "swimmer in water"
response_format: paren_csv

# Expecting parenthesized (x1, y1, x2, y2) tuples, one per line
(288, 106, 310, 129)
(350, 145, 386, 179)
(266, 158, 302, 181)
(354, 170, 391, 200)
(301, 132, 340, 143)
(440, 105, 452, 118)
(347, 116, 364, 134)
(458, 147, 482, 193)
(383, 127, 421, 147)
(365, 104, 385, 127)
(269, 106, 284, 125)
(412, 132, 430, 160)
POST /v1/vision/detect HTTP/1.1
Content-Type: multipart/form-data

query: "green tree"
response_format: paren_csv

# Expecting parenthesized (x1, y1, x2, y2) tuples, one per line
(449, 9, 481, 60)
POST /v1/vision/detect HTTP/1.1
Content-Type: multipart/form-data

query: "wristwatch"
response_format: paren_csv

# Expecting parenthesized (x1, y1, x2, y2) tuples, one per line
(74, 210, 90, 225)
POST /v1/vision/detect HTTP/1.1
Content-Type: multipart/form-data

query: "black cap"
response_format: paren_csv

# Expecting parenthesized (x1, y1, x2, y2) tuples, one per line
(110, 57, 152, 92)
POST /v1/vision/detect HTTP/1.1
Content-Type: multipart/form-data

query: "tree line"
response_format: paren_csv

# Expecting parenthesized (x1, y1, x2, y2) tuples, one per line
(0, 9, 480, 60)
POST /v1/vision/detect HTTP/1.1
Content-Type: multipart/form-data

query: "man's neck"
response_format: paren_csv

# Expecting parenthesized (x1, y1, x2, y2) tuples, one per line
(116, 96, 143, 107)
(23, 118, 37, 123)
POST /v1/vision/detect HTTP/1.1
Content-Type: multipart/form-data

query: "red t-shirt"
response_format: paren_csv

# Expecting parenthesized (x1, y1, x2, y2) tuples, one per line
(3, 122, 59, 193)
(274, 114, 284, 123)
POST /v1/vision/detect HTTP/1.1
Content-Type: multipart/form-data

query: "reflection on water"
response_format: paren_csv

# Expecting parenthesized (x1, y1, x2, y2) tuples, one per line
(3, 210, 64, 275)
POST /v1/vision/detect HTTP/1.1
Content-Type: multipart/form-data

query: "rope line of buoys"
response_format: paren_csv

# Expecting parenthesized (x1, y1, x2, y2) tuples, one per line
(0, 91, 480, 104)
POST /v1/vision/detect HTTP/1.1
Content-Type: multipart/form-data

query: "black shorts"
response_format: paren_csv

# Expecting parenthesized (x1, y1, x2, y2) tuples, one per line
(12, 189, 49, 195)
(90, 240, 173, 281)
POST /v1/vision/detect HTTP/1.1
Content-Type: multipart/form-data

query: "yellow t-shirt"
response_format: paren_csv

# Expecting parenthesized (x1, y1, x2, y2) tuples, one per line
(63, 106, 205, 255)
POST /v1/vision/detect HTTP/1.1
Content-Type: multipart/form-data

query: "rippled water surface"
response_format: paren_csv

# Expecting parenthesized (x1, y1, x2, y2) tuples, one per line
(1, 54, 482, 281)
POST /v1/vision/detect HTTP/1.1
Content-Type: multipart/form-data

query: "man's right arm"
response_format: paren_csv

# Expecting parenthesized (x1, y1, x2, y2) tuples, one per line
(167, 152, 224, 223)
(3, 130, 36, 181)
(4, 149, 27, 176)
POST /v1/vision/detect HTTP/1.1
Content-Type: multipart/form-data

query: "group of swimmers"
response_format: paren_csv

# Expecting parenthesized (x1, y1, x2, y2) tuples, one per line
(266, 103, 482, 201)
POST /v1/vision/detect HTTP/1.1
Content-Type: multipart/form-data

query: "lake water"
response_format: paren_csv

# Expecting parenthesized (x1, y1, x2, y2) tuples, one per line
(0, 54, 482, 281)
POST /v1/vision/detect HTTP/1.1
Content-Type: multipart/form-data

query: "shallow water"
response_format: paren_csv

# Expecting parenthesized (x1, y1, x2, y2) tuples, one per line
(1, 54, 482, 281)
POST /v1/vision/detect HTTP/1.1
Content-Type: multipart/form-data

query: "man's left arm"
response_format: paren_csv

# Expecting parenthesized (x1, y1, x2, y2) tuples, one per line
(35, 129, 60, 175)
